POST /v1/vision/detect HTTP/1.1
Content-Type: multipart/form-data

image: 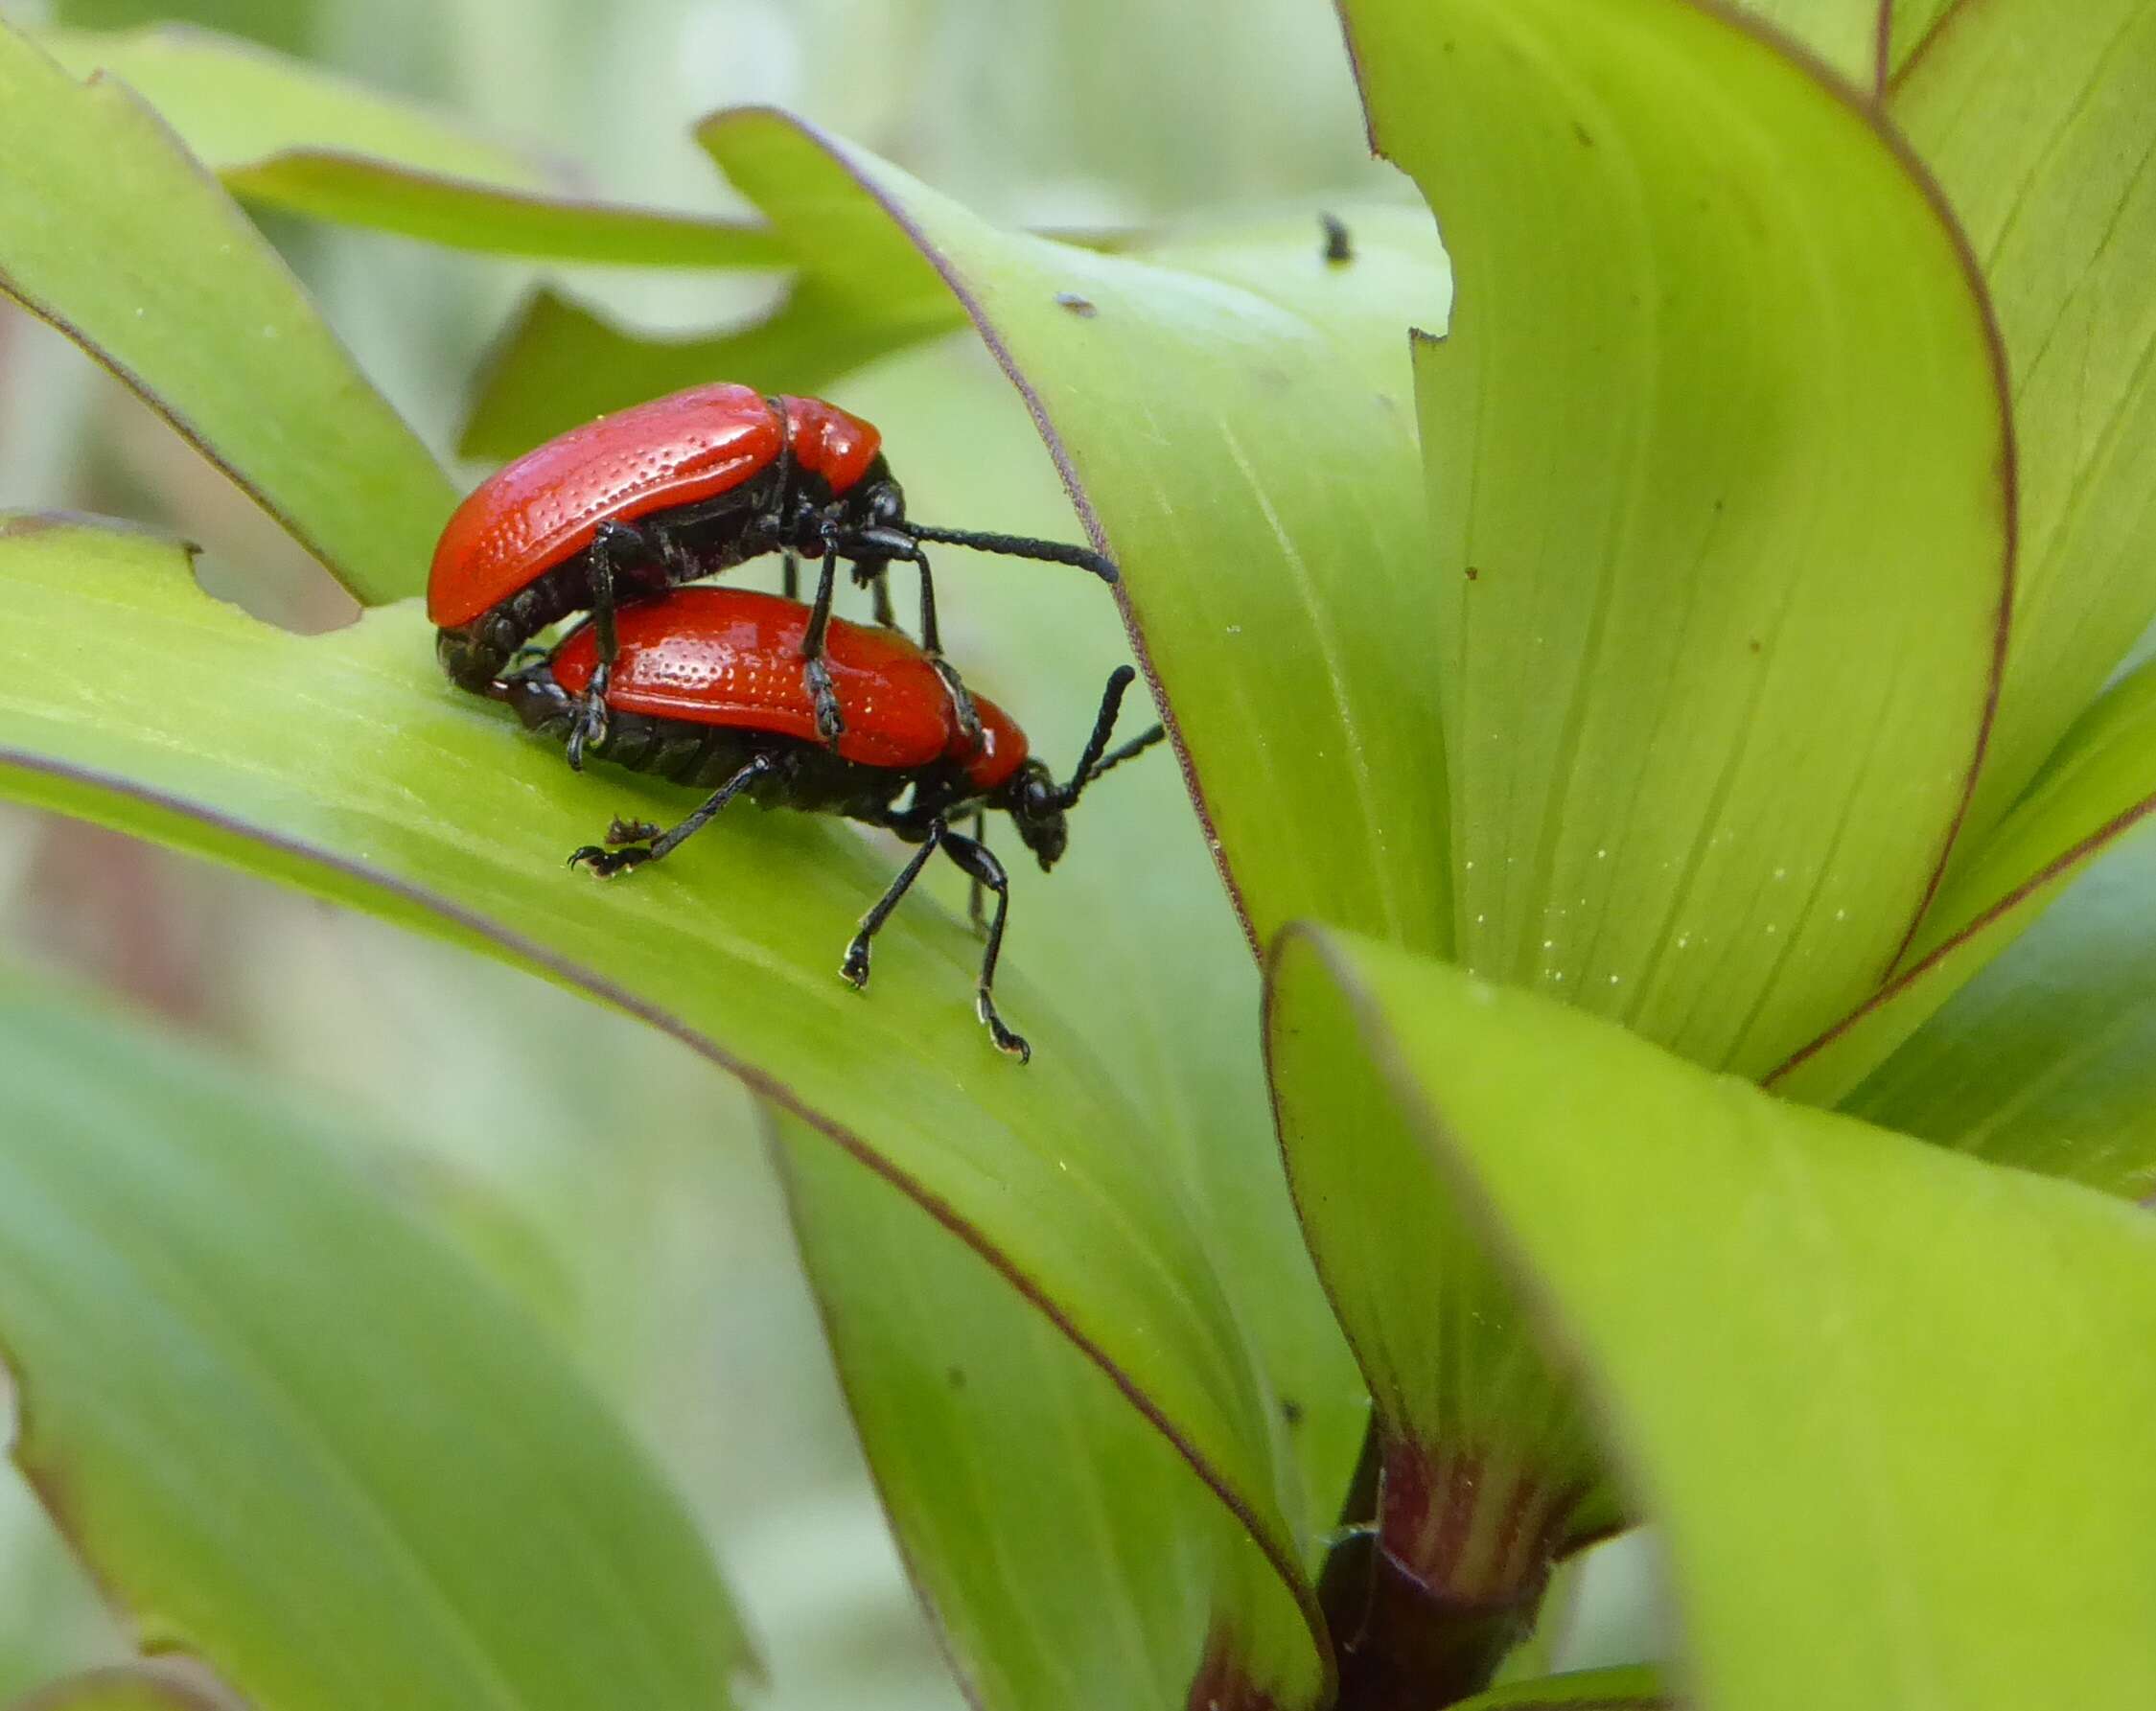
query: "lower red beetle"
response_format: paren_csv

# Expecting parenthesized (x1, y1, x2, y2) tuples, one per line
(492, 586, 1163, 1061)
(430, 382, 1116, 765)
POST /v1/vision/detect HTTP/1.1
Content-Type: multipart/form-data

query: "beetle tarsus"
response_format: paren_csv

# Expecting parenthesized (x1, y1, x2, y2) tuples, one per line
(804, 655, 846, 746)
(841, 936, 872, 989)
(930, 657, 982, 744)
(979, 995, 1032, 1063)
(568, 843, 651, 878)
(566, 663, 611, 772)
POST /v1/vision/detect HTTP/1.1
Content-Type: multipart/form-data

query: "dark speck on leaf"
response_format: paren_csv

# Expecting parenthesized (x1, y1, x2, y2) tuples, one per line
(1055, 292, 1097, 317)
(1749, 638, 1763, 654)
(946, 1366, 967, 1389)
(1281, 1398, 1305, 1428)
(1320, 212, 1354, 266)
(1572, 120, 1594, 148)
(1465, 565, 1482, 582)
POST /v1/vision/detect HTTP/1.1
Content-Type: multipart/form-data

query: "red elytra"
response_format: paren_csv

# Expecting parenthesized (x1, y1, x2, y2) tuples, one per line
(546, 588, 1031, 791)
(428, 385, 882, 629)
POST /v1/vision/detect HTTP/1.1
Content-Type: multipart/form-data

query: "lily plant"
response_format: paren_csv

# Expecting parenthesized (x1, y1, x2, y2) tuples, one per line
(1, 2, 2153, 1708)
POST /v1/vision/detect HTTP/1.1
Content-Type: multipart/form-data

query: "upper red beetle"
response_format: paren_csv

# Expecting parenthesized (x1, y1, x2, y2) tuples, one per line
(429, 382, 1116, 765)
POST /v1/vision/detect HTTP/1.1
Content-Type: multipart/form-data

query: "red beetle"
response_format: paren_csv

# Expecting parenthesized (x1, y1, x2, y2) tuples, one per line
(430, 382, 1116, 764)
(492, 587, 1162, 1060)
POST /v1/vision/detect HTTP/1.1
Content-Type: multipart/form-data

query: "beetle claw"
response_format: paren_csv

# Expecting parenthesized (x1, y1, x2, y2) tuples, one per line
(568, 843, 651, 878)
(566, 688, 610, 772)
(841, 936, 872, 989)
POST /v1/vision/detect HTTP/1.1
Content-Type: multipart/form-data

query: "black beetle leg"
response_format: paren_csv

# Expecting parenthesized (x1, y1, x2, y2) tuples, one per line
(841, 818, 944, 990)
(939, 828, 1028, 1062)
(568, 752, 775, 877)
(966, 809, 988, 935)
(800, 543, 846, 748)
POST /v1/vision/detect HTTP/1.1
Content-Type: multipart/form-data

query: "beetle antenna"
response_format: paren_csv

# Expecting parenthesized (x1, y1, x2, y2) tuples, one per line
(904, 522, 1119, 585)
(1059, 666, 1164, 805)
(1082, 724, 1166, 789)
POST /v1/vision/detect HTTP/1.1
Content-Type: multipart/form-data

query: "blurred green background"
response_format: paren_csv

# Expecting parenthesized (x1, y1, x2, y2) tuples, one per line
(0, 0, 1393, 1700)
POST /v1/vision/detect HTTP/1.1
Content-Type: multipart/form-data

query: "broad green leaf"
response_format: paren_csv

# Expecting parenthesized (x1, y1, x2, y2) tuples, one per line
(701, 111, 1453, 956)
(39, 26, 782, 266)
(0, 976, 748, 1710)
(776, 1111, 1324, 1711)
(457, 282, 958, 461)
(0, 21, 453, 603)
(10, 1665, 241, 1710)
(1771, 658, 2156, 1104)
(0, 517, 1310, 1660)
(1453, 1665, 1665, 1709)
(1268, 925, 2156, 1710)
(1342, 0, 2010, 1075)
(1840, 826, 2156, 1198)
(1891, 0, 2156, 836)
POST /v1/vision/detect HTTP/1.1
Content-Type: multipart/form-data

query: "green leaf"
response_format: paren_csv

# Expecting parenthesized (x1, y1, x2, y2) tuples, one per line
(1883, 0, 1958, 77)
(456, 282, 958, 462)
(776, 1110, 1325, 1711)
(0, 975, 749, 1710)
(1724, 0, 1884, 87)
(1340, 0, 2010, 1075)
(1770, 658, 2156, 1104)
(0, 515, 1312, 1671)
(10, 1665, 241, 1710)
(1890, 0, 2156, 836)
(1267, 924, 2156, 1710)
(1840, 826, 2156, 1198)
(1452, 1665, 1666, 1709)
(0, 21, 453, 603)
(700, 111, 1454, 956)
(39, 25, 782, 266)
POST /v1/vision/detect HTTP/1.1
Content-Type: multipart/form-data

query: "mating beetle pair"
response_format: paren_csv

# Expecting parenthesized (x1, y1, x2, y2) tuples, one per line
(430, 383, 1159, 1060)
(429, 382, 1116, 765)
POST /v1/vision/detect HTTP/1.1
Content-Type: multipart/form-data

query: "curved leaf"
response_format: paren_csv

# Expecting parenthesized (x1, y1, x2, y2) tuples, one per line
(0, 516, 1313, 1664)
(1840, 825, 2156, 1198)
(0, 21, 452, 604)
(700, 110, 1454, 957)
(777, 1110, 1324, 1711)
(39, 25, 780, 266)
(1892, 0, 2156, 836)
(1267, 924, 2156, 1710)
(0, 976, 747, 1710)
(1342, 0, 2010, 1075)
(1771, 658, 2156, 1103)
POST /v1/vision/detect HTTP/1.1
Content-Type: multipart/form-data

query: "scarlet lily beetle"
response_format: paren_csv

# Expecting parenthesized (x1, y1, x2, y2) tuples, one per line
(429, 382, 1117, 765)
(492, 586, 1163, 1061)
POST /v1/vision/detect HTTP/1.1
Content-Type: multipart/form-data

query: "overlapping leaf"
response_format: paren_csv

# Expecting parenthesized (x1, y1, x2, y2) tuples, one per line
(1771, 657, 2156, 1103)
(39, 25, 780, 266)
(0, 21, 453, 602)
(1890, 0, 2156, 838)
(777, 1111, 1324, 1711)
(1342, 0, 2009, 1079)
(0, 977, 748, 1711)
(1268, 926, 2156, 1711)
(699, 111, 1454, 958)
(1841, 827, 2156, 1198)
